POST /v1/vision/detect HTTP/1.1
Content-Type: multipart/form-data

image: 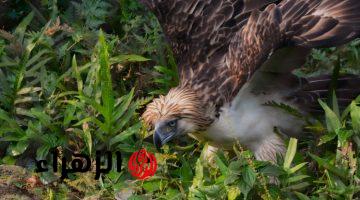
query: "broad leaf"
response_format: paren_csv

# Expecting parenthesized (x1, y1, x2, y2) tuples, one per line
(284, 138, 298, 169)
(350, 101, 360, 134)
(318, 99, 341, 133)
(109, 122, 141, 146)
(289, 162, 308, 174)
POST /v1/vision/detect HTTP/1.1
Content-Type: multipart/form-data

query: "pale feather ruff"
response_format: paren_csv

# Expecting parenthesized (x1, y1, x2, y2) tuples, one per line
(142, 87, 212, 129)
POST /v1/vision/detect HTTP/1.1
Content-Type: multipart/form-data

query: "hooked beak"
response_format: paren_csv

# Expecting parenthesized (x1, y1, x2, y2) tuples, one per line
(153, 129, 177, 150)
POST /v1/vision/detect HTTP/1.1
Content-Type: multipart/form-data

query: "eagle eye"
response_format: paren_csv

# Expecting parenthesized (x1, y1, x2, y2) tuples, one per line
(168, 120, 177, 127)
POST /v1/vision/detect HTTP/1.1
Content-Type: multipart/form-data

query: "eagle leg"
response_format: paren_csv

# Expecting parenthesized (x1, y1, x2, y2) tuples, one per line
(252, 133, 286, 164)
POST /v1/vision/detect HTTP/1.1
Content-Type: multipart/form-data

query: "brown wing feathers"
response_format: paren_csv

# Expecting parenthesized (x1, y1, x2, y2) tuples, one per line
(141, 0, 360, 108)
(228, 4, 282, 81)
(281, 0, 360, 47)
(139, 0, 278, 73)
(226, 0, 360, 102)
(140, 0, 236, 60)
(290, 75, 360, 114)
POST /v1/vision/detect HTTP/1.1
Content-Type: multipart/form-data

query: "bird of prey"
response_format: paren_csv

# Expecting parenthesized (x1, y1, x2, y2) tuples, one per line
(141, 0, 360, 163)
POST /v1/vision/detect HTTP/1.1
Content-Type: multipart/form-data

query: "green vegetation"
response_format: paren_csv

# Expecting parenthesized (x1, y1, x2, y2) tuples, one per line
(0, 1, 359, 199)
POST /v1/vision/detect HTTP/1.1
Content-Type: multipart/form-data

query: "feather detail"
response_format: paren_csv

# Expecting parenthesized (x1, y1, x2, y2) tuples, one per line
(139, 0, 278, 86)
(225, 0, 360, 106)
(288, 74, 360, 114)
(142, 87, 213, 129)
(280, 0, 360, 47)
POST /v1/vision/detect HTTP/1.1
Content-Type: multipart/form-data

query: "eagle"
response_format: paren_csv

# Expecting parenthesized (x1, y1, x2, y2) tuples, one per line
(140, 0, 360, 163)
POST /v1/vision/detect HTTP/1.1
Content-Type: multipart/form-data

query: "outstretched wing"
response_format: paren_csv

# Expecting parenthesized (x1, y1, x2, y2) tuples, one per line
(226, 0, 360, 103)
(141, 0, 360, 110)
(139, 0, 278, 82)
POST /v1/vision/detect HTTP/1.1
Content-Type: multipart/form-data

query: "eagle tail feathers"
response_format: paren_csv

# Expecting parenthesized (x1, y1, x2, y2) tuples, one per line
(280, 0, 360, 48)
(291, 74, 360, 114)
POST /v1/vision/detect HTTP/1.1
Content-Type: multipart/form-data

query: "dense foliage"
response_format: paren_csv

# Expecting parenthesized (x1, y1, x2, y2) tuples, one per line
(0, 1, 359, 199)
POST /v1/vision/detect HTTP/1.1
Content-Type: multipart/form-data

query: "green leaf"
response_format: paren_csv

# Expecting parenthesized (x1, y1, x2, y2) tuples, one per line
(289, 162, 308, 174)
(341, 104, 352, 121)
(259, 164, 285, 177)
(78, 95, 106, 117)
(191, 159, 204, 189)
(165, 188, 181, 199)
(0, 109, 23, 134)
(98, 30, 115, 131)
(356, 95, 360, 103)
(36, 144, 51, 159)
(228, 160, 243, 172)
(284, 138, 298, 169)
(15, 12, 34, 42)
(242, 166, 256, 187)
(309, 153, 347, 179)
(154, 65, 177, 77)
(112, 88, 134, 121)
(63, 105, 76, 127)
(2, 156, 16, 165)
(331, 92, 340, 119)
(113, 102, 138, 134)
(14, 96, 41, 104)
(215, 154, 229, 176)
(227, 186, 240, 200)
(16, 40, 38, 92)
(82, 124, 93, 155)
(143, 180, 161, 193)
(318, 99, 341, 133)
(25, 49, 49, 68)
(28, 108, 56, 132)
(110, 54, 150, 63)
(287, 175, 310, 183)
(283, 182, 310, 191)
(109, 122, 141, 146)
(238, 180, 252, 199)
(72, 55, 83, 95)
(17, 87, 42, 95)
(179, 158, 194, 185)
(294, 192, 311, 200)
(8, 141, 29, 156)
(338, 130, 353, 146)
(89, 117, 108, 136)
(318, 132, 337, 146)
(350, 101, 360, 134)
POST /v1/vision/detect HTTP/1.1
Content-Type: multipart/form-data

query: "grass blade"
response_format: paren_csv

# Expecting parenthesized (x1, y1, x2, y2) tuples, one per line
(72, 55, 83, 95)
(318, 99, 341, 133)
(284, 138, 298, 169)
(98, 30, 115, 132)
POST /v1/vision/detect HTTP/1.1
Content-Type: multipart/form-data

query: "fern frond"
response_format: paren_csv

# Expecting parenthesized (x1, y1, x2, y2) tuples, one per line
(264, 101, 304, 119)
(73, 0, 111, 29)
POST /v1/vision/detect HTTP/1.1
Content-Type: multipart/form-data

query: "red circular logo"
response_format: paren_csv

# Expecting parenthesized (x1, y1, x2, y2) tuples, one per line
(128, 149, 157, 180)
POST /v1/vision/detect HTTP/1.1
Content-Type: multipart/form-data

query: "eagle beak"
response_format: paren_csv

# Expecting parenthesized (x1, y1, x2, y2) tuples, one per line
(153, 129, 176, 150)
(153, 131, 163, 150)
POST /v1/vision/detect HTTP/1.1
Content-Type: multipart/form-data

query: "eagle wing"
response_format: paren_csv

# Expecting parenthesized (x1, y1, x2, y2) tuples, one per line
(140, 0, 278, 108)
(139, 0, 278, 82)
(141, 0, 360, 109)
(225, 0, 360, 103)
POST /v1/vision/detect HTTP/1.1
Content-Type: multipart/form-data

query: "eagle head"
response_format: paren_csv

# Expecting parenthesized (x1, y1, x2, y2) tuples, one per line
(142, 87, 213, 149)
